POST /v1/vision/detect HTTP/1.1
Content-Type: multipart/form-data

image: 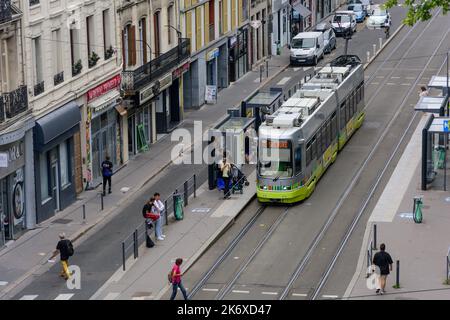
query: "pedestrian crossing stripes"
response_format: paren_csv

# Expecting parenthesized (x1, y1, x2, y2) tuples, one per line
(103, 292, 120, 300)
(19, 295, 38, 300)
(232, 290, 250, 294)
(292, 293, 308, 297)
(0, 281, 8, 286)
(202, 288, 219, 292)
(261, 291, 278, 295)
(54, 293, 74, 300)
(322, 294, 339, 299)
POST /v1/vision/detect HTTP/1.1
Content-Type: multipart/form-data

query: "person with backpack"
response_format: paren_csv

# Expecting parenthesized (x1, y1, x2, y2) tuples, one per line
(169, 258, 188, 300)
(142, 198, 156, 247)
(54, 233, 74, 280)
(101, 155, 113, 196)
(153, 192, 166, 241)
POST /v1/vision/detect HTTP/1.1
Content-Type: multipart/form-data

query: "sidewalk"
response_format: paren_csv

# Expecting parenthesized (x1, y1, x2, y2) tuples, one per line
(90, 169, 256, 300)
(0, 49, 290, 299)
(344, 114, 450, 300)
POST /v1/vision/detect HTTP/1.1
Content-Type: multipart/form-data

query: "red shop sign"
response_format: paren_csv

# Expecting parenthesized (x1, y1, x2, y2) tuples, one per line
(87, 74, 122, 102)
(172, 62, 190, 80)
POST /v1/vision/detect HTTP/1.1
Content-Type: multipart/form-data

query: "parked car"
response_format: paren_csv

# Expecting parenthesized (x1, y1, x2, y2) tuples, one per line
(347, 3, 366, 22)
(348, 0, 372, 15)
(331, 11, 357, 36)
(314, 22, 337, 54)
(289, 32, 325, 66)
(366, 6, 390, 29)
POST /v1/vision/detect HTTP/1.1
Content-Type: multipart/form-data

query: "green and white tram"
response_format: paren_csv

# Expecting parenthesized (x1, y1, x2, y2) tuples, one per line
(257, 55, 365, 203)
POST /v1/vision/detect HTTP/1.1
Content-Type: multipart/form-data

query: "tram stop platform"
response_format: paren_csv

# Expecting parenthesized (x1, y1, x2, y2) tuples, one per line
(90, 167, 256, 300)
(345, 114, 450, 299)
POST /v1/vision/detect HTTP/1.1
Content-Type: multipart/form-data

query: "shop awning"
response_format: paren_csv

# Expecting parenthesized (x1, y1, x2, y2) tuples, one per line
(34, 101, 81, 149)
(88, 89, 120, 114)
(293, 3, 312, 18)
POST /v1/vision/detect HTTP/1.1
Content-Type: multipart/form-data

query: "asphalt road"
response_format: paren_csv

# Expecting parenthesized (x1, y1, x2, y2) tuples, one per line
(164, 9, 450, 300)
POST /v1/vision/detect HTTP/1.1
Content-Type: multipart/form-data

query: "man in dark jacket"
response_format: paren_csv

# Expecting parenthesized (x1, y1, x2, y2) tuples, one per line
(54, 233, 73, 280)
(101, 156, 113, 196)
(372, 243, 393, 295)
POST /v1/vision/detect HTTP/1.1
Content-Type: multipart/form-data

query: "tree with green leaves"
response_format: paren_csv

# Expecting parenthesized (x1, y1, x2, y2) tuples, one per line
(383, 0, 449, 26)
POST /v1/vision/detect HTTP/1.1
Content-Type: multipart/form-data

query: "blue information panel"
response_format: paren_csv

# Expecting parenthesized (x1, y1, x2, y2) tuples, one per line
(444, 120, 449, 132)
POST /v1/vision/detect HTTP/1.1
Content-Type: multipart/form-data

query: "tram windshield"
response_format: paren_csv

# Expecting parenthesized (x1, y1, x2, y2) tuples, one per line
(258, 139, 293, 178)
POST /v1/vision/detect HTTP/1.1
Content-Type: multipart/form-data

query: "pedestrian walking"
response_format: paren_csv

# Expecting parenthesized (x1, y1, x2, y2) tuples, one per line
(153, 192, 166, 241)
(419, 86, 429, 97)
(220, 155, 232, 199)
(53, 233, 74, 280)
(169, 258, 188, 300)
(142, 198, 155, 247)
(372, 243, 393, 295)
(101, 155, 113, 196)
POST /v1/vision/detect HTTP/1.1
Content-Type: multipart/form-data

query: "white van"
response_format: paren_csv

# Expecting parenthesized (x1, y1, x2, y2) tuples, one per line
(289, 32, 325, 66)
(331, 11, 357, 36)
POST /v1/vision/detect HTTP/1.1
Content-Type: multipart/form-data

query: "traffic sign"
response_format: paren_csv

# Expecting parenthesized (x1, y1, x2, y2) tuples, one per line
(444, 120, 449, 132)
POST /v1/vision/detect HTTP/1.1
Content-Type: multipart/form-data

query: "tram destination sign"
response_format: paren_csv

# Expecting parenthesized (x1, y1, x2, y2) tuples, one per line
(261, 139, 290, 148)
(444, 120, 449, 132)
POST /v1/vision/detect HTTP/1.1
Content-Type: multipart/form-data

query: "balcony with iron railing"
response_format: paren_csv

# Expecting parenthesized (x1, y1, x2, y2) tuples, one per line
(0, 85, 28, 123)
(122, 38, 190, 93)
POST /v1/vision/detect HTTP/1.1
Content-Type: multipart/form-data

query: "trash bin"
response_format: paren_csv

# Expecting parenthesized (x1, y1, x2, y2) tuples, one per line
(413, 196, 423, 223)
(173, 193, 184, 220)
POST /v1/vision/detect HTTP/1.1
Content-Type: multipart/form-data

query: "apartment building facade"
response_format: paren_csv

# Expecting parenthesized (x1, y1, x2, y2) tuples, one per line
(24, 0, 123, 223)
(119, 0, 191, 158)
(0, 0, 35, 246)
(180, 0, 250, 109)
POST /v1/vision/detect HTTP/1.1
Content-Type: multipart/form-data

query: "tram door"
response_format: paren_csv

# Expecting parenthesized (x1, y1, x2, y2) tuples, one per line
(0, 179, 12, 242)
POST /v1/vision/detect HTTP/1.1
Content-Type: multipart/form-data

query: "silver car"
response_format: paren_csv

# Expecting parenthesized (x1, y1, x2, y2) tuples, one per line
(314, 22, 337, 54)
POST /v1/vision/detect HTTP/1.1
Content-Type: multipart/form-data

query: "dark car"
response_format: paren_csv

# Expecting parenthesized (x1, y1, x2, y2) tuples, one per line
(314, 22, 336, 54)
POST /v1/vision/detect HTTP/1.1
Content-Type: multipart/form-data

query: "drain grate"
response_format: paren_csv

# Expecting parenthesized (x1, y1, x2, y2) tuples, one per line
(52, 218, 73, 225)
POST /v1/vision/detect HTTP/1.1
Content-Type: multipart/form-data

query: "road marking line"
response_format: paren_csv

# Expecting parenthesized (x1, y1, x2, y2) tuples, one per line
(232, 290, 250, 294)
(293, 67, 301, 72)
(376, 76, 384, 79)
(261, 291, 278, 295)
(371, 82, 379, 85)
(202, 288, 219, 292)
(103, 292, 120, 300)
(401, 83, 411, 86)
(277, 77, 291, 85)
(0, 281, 8, 286)
(20, 295, 38, 300)
(322, 294, 339, 299)
(292, 293, 308, 297)
(386, 82, 396, 85)
(405, 76, 415, 79)
(303, 67, 311, 72)
(54, 293, 74, 300)
(391, 76, 401, 79)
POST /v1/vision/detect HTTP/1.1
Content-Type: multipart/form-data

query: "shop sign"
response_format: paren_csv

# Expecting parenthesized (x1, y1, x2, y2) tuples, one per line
(205, 85, 217, 104)
(206, 48, 220, 61)
(140, 73, 173, 105)
(172, 62, 191, 80)
(0, 141, 25, 180)
(87, 74, 121, 103)
(12, 168, 24, 226)
(229, 36, 237, 48)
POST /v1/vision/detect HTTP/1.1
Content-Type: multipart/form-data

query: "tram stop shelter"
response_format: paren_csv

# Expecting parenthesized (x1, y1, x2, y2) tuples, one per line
(241, 88, 283, 130)
(414, 95, 449, 116)
(428, 75, 450, 96)
(421, 114, 450, 191)
(207, 115, 255, 190)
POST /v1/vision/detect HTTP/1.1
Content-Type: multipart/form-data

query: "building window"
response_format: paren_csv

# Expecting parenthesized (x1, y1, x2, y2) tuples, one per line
(86, 15, 99, 68)
(168, 5, 173, 45)
(32, 36, 44, 95)
(40, 153, 50, 203)
(59, 141, 70, 188)
(52, 29, 64, 86)
(70, 29, 82, 76)
(103, 9, 112, 59)
(209, 0, 215, 41)
(29, 0, 39, 6)
(154, 11, 160, 56)
(138, 17, 147, 65)
(123, 24, 136, 67)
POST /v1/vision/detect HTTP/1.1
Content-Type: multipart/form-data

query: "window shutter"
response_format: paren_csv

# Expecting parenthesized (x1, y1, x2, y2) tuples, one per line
(196, 7, 202, 51)
(186, 11, 193, 48)
(223, 0, 228, 33)
(121, 30, 126, 68)
(204, 2, 209, 45)
(129, 25, 136, 66)
(142, 19, 147, 64)
(231, 0, 236, 29)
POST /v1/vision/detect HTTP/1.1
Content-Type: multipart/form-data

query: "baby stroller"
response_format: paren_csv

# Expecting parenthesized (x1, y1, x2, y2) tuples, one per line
(230, 164, 249, 194)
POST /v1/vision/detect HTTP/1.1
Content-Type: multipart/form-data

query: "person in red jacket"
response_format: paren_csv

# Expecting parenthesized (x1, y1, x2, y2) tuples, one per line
(170, 258, 188, 300)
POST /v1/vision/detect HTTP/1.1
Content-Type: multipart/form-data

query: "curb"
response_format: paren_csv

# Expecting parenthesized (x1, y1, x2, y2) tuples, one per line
(153, 192, 257, 300)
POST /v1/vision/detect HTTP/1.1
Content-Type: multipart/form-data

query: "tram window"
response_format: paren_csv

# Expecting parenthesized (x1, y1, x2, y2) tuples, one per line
(340, 103, 346, 130)
(350, 93, 355, 117)
(311, 137, 317, 160)
(306, 142, 312, 166)
(295, 147, 302, 174)
(331, 113, 337, 138)
(361, 85, 365, 104)
(321, 126, 326, 152)
(326, 121, 331, 147)
(316, 132, 322, 156)
(346, 99, 351, 122)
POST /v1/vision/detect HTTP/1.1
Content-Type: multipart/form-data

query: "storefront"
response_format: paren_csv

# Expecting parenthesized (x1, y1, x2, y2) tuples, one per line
(229, 28, 249, 84)
(34, 101, 81, 223)
(271, 0, 291, 55)
(85, 75, 124, 187)
(0, 140, 27, 244)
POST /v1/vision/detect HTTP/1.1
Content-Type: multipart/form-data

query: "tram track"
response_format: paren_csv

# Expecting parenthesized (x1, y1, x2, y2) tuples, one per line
(185, 9, 449, 300)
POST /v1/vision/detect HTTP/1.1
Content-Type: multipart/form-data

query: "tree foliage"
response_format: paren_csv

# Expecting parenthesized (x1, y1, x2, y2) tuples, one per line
(384, 0, 449, 26)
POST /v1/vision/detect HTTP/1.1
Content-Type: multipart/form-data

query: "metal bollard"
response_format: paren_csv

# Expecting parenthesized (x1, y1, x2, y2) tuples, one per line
(82, 204, 86, 223)
(304, 75, 307, 83)
(133, 230, 138, 259)
(122, 242, 126, 271)
(372, 224, 377, 250)
(367, 51, 370, 63)
(395, 260, 400, 288)
(373, 44, 376, 56)
(193, 174, 197, 198)
(260, 65, 263, 82)
(379, 37, 382, 50)
(266, 60, 269, 78)
(100, 193, 104, 211)
(164, 200, 169, 225)
(184, 180, 189, 206)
